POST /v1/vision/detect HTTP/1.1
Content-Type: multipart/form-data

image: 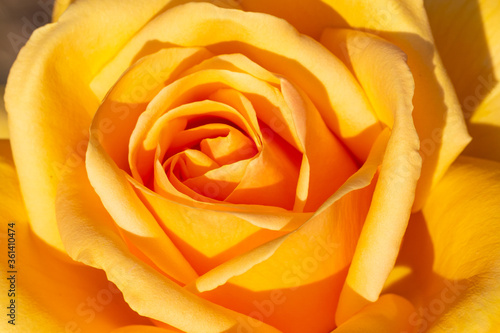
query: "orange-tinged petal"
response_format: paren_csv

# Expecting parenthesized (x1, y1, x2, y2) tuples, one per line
(241, 0, 470, 209)
(4, 0, 177, 252)
(55, 161, 281, 333)
(333, 30, 421, 324)
(280, 78, 358, 211)
(334, 294, 416, 333)
(182, 159, 251, 201)
(93, 47, 214, 173)
(199, 127, 255, 166)
(224, 127, 300, 210)
(86, 133, 198, 284)
(425, 0, 500, 161)
(134, 97, 261, 185)
(0, 140, 148, 333)
(89, 2, 381, 161)
(180, 53, 281, 86)
(112, 326, 182, 333)
(185, 130, 389, 332)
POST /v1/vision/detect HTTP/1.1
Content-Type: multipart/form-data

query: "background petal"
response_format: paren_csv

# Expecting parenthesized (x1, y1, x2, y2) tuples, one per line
(385, 156, 500, 332)
(52, 0, 75, 21)
(425, 0, 500, 162)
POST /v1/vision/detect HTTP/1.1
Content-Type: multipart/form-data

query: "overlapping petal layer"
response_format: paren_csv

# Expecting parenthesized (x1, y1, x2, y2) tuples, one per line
(0, 140, 148, 333)
(56, 160, 282, 333)
(4, 0, 182, 251)
(238, 0, 470, 209)
(320, 29, 422, 324)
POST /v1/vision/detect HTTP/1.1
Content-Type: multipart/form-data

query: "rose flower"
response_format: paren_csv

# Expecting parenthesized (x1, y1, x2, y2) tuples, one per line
(1, 0, 499, 332)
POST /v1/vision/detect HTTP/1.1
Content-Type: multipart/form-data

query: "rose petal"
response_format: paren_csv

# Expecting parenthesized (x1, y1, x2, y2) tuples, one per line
(112, 326, 181, 333)
(89, 2, 381, 161)
(385, 156, 500, 332)
(56, 160, 281, 333)
(279, 78, 358, 211)
(4, 0, 177, 251)
(184, 130, 388, 332)
(327, 30, 422, 324)
(241, 0, 470, 210)
(0, 140, 147, 332)
(425, 0, 500, 162)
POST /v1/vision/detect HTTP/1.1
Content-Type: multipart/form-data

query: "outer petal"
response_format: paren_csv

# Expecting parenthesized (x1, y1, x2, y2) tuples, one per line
(4, 0, 177, 251)
(386, 156, 500, 332)
(88, 2, 382, 161)
(326, 30, 422, 324)
(56, 159, 281, 333)
(52, 0, 75, 21)
(239, 0, 470, 210)
(0, 140, 148, 333)
(425, 0, 500, 161)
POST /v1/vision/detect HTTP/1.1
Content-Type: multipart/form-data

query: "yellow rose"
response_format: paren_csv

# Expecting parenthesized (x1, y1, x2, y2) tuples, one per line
(1, 0, 498, 332)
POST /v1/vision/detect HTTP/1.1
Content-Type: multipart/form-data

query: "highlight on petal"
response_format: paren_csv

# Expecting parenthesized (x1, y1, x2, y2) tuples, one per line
(425, 0, 500, 162)
(55, 161, 281, 333)
(85, 4, 366, 282)
(240, 0, 470, 209)
(4, 0, 177, 251)
(0, 140, 148, 332)
(89, 1, 381, 161)
(327, 29, 422, 325)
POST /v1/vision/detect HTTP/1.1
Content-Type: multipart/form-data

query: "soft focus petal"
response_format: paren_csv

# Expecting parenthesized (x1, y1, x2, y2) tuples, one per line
(334, 294, 416, 333)
(52, 0, 75, 21)
(328, 30, 421, 324)
(55, 160, 281, 333)
(425, 0, 500, 161)
(386, 157, 500, 332)
(0, 140, 148, 332)
(4, 0, 177, 251)
(422, 156, 500, 331)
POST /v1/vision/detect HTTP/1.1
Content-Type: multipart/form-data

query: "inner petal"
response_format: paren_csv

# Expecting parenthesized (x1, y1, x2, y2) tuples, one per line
(200, 128, 257, 165)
